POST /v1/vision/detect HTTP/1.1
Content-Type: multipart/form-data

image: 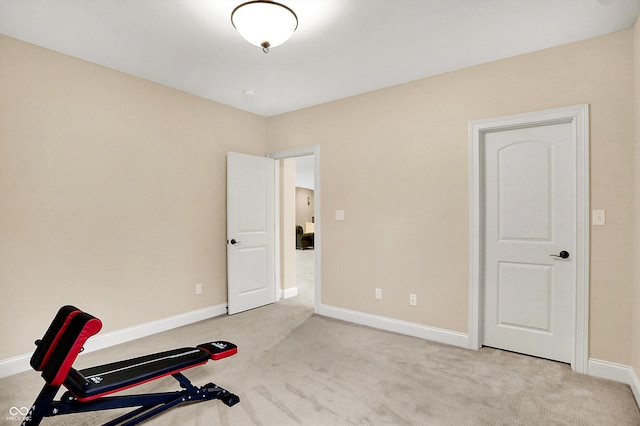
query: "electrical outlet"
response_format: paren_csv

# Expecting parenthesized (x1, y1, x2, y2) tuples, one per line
(375, 288, 382, 300)
(409, 293, 417, 306)
(195, 283, 202, 295)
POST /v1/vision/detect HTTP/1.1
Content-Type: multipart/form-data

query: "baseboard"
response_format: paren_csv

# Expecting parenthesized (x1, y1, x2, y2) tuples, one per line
(588, 358, 640, 408)
(283, 287, 299, 299)
(317, 304, 469, 348)
(0, 354, 32, 379)
(632, 368, 640, 409)
(277, 287, 299, 300)
(0, 304, 228, 379)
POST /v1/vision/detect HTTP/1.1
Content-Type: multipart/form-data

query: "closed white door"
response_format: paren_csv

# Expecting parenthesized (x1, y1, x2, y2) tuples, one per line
(483, 122, 575, 363)
(227, 152, 275, 315)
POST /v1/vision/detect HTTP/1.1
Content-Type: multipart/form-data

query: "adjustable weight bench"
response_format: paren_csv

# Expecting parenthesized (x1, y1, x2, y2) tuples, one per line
(22, 305, 239, 426)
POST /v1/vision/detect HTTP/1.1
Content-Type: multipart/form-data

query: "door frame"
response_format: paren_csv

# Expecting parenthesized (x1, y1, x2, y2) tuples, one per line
(468, 104, 590, 373)
(269, 145, 321, 313)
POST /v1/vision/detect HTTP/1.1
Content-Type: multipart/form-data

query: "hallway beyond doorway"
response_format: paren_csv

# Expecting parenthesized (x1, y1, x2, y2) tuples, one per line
(288, 249, 314, 308)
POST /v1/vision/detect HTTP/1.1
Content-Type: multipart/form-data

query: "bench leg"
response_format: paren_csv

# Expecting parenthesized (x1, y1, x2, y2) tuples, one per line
(22, 384, 60, 426)
(103, 395, 186, 426)
(22, 376, 238, 426)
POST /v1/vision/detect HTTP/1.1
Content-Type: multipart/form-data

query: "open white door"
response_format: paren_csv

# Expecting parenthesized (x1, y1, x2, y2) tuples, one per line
(227, 152, 275, 315)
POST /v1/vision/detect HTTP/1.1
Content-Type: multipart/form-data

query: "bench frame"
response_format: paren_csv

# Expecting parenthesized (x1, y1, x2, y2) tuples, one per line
(22, 306, 239, 426)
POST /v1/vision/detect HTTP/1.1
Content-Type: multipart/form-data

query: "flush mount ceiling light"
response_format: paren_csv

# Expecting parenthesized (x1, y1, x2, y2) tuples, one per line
(231, 1, 298, 53)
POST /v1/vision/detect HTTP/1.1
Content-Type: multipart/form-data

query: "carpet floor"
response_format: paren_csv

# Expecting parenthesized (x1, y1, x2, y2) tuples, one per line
(2, 269, 639, 425)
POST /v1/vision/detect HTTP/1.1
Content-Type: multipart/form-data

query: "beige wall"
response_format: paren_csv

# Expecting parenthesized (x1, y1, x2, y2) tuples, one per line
(268, 30, 636, 365)
(1, 28, 638, 369)
(0, 35, 267, 359)
(633, 17, 640, 380)
(295, 187, 314, 228)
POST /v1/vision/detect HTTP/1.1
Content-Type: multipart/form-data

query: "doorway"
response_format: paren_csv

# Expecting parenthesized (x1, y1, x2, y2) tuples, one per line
(468, 105, 589, 372)
(270, 145, 321, 313)
(293, 156, 315, 307)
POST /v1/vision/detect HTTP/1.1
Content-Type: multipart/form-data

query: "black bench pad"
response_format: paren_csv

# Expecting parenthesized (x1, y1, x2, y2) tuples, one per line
(65, 347, 210, 400)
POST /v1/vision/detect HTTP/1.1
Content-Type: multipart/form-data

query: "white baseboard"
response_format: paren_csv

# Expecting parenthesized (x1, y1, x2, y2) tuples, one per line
(277, 287, 299, 300)
(632, 369, 640, 408)
(0, 354, 33, 379)
(0, 304, 228, 379)
(317, 304, 469, 348)
(588, 358, 640, 408)
(283, 287, 299, 299)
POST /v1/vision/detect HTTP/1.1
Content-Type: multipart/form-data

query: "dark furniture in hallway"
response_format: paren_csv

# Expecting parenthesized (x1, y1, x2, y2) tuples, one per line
(296, 225, 314, 250)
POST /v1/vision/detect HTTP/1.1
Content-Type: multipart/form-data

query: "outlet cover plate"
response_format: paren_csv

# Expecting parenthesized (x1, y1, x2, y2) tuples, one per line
(409, 293, 417, 306)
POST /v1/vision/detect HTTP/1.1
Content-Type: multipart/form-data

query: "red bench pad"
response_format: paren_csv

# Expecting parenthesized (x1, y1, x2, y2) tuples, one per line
(197, 341, 238, 360)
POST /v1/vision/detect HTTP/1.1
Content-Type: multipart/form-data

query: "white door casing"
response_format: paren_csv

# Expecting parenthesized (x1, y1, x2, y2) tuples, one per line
(227, 152, 276, 315)
(469, 104, 589, 372)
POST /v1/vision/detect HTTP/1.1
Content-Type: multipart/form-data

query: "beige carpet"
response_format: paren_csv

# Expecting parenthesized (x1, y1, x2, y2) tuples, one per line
(293, 248, 315, 308)
(2, 294, 639, 425)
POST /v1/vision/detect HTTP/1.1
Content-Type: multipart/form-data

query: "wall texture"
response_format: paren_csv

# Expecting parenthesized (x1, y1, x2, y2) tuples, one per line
(267, 30, 635, 365)
(0, 35, 267, 359)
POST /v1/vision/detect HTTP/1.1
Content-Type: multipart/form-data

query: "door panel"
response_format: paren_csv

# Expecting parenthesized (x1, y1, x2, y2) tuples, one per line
(497, 262, 551, 331)
(498, 143, 551, 240)
(227, 152, 275, 315)
(483, 122, 574, 363)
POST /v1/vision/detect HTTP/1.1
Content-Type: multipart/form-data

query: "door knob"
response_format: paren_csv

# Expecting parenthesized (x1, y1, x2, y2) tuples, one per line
(550, 250, 570, 259)
(229, 239, 241, 245)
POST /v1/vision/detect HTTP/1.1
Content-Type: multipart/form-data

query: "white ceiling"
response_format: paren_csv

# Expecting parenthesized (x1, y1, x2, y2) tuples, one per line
(1, 0, 638, 117)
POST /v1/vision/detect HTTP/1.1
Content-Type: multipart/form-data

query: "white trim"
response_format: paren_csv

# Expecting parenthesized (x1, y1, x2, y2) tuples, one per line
(632, 369, 640, 408)
(589, 358, 636, 384)
(269, 145, 321, 314)
(283, 286, 299, 299)
(276, 286, 299, 300)
(317, 304, 469, 348)
(588, 359, 640, 408)
(274, 162, 282, 301)
(0, 353, 31, 379)
(0, 304, 227, 378)
(468, 104, 590, 372)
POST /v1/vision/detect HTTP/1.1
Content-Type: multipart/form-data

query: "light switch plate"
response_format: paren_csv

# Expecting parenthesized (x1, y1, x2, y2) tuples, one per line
(592, 209, 606, 226)
(335, 210, 345, 221)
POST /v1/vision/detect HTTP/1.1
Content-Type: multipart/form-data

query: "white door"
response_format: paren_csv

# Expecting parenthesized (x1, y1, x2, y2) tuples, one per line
(227, 152, 275, 315)
(483, 122, 575, 363)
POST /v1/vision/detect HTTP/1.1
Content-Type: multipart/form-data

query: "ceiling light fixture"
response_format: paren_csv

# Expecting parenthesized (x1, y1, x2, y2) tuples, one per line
(231, 1, 298, 53)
